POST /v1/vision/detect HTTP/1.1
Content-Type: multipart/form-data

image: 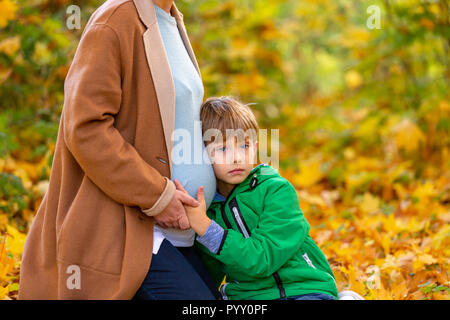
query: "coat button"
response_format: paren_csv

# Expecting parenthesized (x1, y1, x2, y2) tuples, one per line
(157, 157, 168, 164)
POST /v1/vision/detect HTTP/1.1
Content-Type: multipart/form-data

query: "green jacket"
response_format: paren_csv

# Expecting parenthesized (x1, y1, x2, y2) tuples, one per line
(195, 163, 338, 300)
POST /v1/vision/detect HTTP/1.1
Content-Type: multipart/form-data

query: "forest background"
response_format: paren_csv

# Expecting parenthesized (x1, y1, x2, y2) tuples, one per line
(0, 0, 448, 300)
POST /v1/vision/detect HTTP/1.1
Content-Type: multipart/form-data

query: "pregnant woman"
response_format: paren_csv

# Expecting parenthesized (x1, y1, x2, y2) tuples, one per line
(19, 0, 219, 299)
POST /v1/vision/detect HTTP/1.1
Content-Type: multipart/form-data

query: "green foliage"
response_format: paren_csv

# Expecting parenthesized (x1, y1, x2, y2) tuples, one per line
(0, 0, 449, 300)
(0, 172, 29, 213)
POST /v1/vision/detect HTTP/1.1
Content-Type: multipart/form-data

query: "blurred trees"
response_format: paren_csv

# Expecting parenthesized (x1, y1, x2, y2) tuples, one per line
(0, 0, 448, 299)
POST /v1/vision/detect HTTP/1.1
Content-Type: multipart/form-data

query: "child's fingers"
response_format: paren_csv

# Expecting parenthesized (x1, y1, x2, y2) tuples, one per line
(197, 186, 205, 203)
(179, 192, 200, 207)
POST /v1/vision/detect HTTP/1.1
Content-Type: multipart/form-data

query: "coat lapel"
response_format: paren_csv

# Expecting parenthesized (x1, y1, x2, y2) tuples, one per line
(133, 0, 201, 179)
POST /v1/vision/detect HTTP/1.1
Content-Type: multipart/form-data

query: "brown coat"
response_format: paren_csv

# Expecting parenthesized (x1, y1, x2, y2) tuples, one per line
(18, 0, 201, 299)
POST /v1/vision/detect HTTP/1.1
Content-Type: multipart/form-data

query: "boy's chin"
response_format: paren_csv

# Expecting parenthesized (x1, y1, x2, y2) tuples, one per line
(224, 175, 247, 185)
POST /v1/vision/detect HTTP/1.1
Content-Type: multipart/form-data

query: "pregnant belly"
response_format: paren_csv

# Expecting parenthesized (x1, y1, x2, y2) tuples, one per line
(171, 162, 217, 209)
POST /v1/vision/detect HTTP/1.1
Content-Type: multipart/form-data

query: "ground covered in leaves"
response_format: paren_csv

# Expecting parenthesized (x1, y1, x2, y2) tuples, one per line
(1, 0, 449, 299)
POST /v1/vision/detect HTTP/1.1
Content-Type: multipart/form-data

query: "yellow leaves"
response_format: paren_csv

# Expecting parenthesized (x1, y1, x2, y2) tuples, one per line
(1, 155, 50, 195)
(292, 158, 324, 188)
(294, 160, 448, 301)
(32, 180, 49, 198)
(358, 193, 380, 215)
(0, 227, 22, 300)
(412, 181, 437, 201)
(338, 26, 372, 49)
(0, 0, 447, 302)
(298, 190, 327, 208)
(338, 264, 367, 295)
(439, 100, 450, 113)
(390, 275, 409, 299)
(365, 265, 381, 290)
(379, 248, 440, 280)
(392, 119, 426, 153)
(0, 214, 7, 229)
(0, 284, 10, 300)
(229, 37, 255, 60)
(345, 70, 363, 89)
(0, 0, 17, 28)
(431, 224, 450, 250)
(413, 253, 438, 271)
(0, 249, 15, 281)
(306, 18, 326, 32)
(270, 95, 443, 301)
(259, 21, 283, 41)
(411, 181, 438, 213)
(230, 72, 267, 96)
(354, 116, 381, 142)
(5, 225, 26, 256)
(380, 254, 398, 273)
(0, 36, 20, 56)
(0, 226, 25, 300)
(314, 230, 333, 246)
(33, 42, 52, 65)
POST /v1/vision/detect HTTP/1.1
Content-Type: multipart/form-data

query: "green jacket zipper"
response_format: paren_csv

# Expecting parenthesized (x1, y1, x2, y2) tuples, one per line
(223, 187, 287, 299)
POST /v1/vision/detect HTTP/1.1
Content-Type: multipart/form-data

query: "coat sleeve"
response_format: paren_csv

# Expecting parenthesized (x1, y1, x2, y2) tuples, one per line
(62, 23, 175, 216)
(211, 180, 310, 278)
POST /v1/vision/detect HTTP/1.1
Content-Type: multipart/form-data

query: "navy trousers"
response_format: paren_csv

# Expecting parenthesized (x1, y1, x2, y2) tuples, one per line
(279, 293, 336, 300)
(132, 239, 221, 300)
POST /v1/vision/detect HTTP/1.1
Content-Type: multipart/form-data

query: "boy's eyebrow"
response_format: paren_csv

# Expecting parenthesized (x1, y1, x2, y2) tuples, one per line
(210, 137, 251, 147)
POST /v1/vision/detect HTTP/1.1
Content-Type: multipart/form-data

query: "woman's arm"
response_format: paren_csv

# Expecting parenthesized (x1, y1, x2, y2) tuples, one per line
(63, 23, 175, 216)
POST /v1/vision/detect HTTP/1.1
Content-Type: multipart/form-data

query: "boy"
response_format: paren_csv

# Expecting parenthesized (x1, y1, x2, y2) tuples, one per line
(178, 96, 338, 300)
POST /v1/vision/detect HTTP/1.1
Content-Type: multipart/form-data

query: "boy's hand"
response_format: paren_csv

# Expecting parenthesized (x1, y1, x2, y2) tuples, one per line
(174, 179, 211, 236)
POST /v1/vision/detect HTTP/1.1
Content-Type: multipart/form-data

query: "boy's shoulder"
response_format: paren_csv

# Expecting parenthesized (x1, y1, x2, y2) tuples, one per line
(242, 163, 296, 198)
(209, 164, 296, 206)
(252, 163, 293, 187)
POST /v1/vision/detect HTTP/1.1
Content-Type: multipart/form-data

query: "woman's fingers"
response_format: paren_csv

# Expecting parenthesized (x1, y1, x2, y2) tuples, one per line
(174, 179, 188, 194)
(178, 214, 190, 230)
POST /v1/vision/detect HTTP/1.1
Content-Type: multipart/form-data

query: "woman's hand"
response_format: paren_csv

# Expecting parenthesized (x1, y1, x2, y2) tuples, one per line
(153, 179, 200, 230)
(174, 179, 211, 236)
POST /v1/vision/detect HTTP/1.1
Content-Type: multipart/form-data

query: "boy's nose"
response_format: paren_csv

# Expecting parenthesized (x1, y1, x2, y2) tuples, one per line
(233, 148, 245, 163)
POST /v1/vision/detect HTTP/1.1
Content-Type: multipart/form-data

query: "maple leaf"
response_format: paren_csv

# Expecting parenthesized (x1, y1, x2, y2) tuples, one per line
(293, 159, 324, 188)
(392, 119, 426, 153)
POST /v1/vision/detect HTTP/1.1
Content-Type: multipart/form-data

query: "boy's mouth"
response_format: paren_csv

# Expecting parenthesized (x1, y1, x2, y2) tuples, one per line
(229, 168, 244, 174)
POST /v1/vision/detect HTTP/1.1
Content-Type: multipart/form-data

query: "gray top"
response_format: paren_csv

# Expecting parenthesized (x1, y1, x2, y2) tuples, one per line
(153, 5, 217, 247)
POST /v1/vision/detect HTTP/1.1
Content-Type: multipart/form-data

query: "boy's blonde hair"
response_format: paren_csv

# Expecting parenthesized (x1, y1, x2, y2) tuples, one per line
(200, 96, 259, 145)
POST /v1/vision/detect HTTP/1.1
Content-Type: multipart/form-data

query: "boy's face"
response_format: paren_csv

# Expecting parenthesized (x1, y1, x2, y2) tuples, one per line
(207, 136, 258, 187)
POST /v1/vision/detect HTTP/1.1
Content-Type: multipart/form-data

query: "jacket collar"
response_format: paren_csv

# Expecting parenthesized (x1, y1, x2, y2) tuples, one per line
(133, 0, 183, 27)
(213, 192, 226, 202)
(211, 163, 276, 203)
